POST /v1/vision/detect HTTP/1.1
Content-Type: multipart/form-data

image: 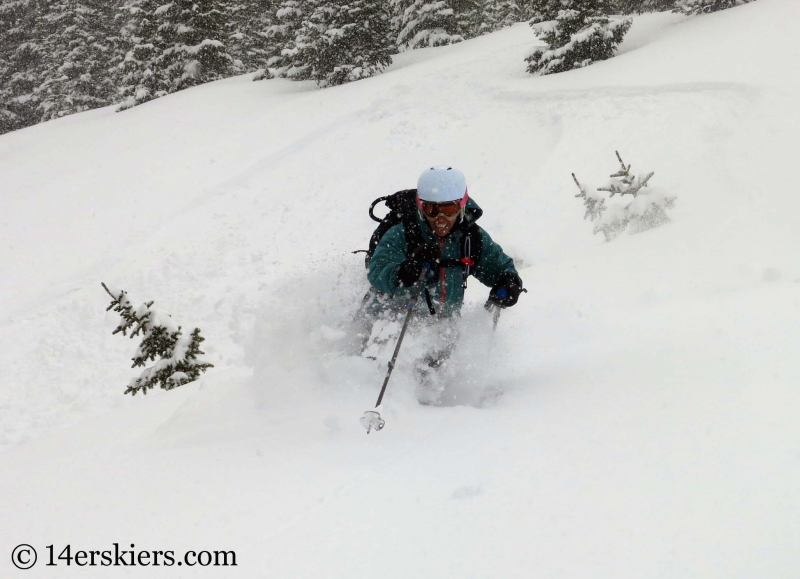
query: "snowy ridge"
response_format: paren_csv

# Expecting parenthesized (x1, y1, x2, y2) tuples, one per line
(1, 2, 799, 577)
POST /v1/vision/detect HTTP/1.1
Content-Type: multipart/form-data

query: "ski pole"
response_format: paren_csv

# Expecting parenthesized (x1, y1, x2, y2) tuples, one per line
(361, 268, 427, 434)
(484, 298, 502, 332)
(484, 285, 526, 332)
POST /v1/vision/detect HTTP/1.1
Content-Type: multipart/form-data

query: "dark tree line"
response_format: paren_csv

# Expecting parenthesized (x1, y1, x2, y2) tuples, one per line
(0, 0, 752, 135)
(0, 0, 535, 133)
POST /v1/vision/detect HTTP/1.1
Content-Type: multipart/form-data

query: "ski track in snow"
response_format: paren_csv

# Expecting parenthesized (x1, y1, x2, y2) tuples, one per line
(1, 3, 800, 577)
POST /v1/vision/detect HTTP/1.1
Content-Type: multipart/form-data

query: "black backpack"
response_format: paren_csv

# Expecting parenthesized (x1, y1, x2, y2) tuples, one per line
(359, 189, 483, 290)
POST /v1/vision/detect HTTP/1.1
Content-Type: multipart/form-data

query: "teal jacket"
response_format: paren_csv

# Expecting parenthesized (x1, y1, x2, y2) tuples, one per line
(367, 199, 518, 317)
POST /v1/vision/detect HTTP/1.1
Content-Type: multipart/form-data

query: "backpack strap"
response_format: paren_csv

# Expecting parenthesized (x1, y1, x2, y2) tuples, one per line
(437, 223, 483, 289)
(396, 189, 425, 255)
(461, 223, 483, 288)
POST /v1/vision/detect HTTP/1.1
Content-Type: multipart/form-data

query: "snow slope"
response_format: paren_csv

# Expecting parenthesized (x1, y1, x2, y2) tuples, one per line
(1, 2, 799, 577)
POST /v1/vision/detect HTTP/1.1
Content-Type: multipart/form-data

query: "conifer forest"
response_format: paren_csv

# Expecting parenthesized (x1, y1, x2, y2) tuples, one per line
(0, 0, 749, 135)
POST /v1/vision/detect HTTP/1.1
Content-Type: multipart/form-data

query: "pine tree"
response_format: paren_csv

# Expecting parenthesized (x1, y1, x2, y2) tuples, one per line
(229, 0, 276, 74)
(295, 0, 393, 87)
(452, 0, 527, 39)
(526, 0, 631, 75)
(102, 283, 213, 396)
(392, 0, 463, 50)
(37, 0, 123, 122)
(615, 0, 675, 13)
(674, 0, 749, 15)
(499, 0, 526, 26)
(515, 0, 534, 21)
(528, 0, 561, 23)
(116, 0, 165, 109)
(288, 0, 328, 80)
(161, 0, 237, 92)
(452, 0, 483, 39)
(0, 0, 47, 135)
(481, 0, 526, 33)
(265, 0, 310, 78)
(117, 0, 236, 111)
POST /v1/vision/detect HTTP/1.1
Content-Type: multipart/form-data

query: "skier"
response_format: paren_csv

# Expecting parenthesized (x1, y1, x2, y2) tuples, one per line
(358, 166, 523, 399)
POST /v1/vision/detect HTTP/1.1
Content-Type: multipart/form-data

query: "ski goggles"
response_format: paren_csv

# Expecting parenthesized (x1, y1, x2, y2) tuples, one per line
(417, 193, 468, 219)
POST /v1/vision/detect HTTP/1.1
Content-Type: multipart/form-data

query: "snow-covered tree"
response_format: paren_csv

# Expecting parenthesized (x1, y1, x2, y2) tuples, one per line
(102, 283, 213, 396)
(115, 0, 165, 109)
(453, 0, 483, 38)
(615, 0, 675, 13)
(167, 0, 239, 89)
(514, 0, 534, 21)
(265, 0, 310, 78)
(0, 0, 47, 135)
(674, 0, 749, 15)
(117, 0, 236, 111)
(392, 0, 463, 50)
(36, 0, 123, 122)
(294, 0, 393, 87)
(467, 0, 499, 36)
(572, 172, 607, 221)
(452, 0, 531, 38)
(483, 0, 527, 32)
(572, 151, 676, 241)
(228, 0, 276, 74)
(526, 0, 631, 75)
(527, 0, 561, 23)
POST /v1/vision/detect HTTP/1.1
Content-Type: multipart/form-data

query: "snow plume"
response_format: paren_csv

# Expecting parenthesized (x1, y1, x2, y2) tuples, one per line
(408, 305, 514, 408)
(244, 258, 372, 400)
(244, 257, 510, 414)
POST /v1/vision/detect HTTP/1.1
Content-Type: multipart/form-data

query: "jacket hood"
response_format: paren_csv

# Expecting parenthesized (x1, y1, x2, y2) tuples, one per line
(462, 197, 483, 227)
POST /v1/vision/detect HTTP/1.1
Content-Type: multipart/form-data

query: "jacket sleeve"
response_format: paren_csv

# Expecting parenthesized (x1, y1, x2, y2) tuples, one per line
(472, 227, 519, 288)
(367, 224, 409, 295)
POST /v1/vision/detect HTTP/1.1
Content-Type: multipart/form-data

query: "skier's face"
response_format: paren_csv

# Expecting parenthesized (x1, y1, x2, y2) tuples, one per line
(419, 199, 462, 237)
(425, 212, 458, 237)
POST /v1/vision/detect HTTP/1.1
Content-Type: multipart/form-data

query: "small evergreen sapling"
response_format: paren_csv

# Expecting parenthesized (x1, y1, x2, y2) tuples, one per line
(102, 283, 213, 396)
(572, 172, 607, 221)
(572, 151, 676, 241)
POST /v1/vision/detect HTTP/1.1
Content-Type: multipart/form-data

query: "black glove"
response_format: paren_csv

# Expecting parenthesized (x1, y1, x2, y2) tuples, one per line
(397, 243, 442, 287)
(488, 272, 523, 308)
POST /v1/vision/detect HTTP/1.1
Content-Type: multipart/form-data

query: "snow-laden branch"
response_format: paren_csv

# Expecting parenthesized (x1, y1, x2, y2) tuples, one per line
(597, 150, 655, 198)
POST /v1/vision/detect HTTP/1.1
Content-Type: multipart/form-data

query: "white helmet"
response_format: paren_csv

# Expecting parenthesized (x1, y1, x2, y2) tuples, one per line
(417, 166, 468, 203)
